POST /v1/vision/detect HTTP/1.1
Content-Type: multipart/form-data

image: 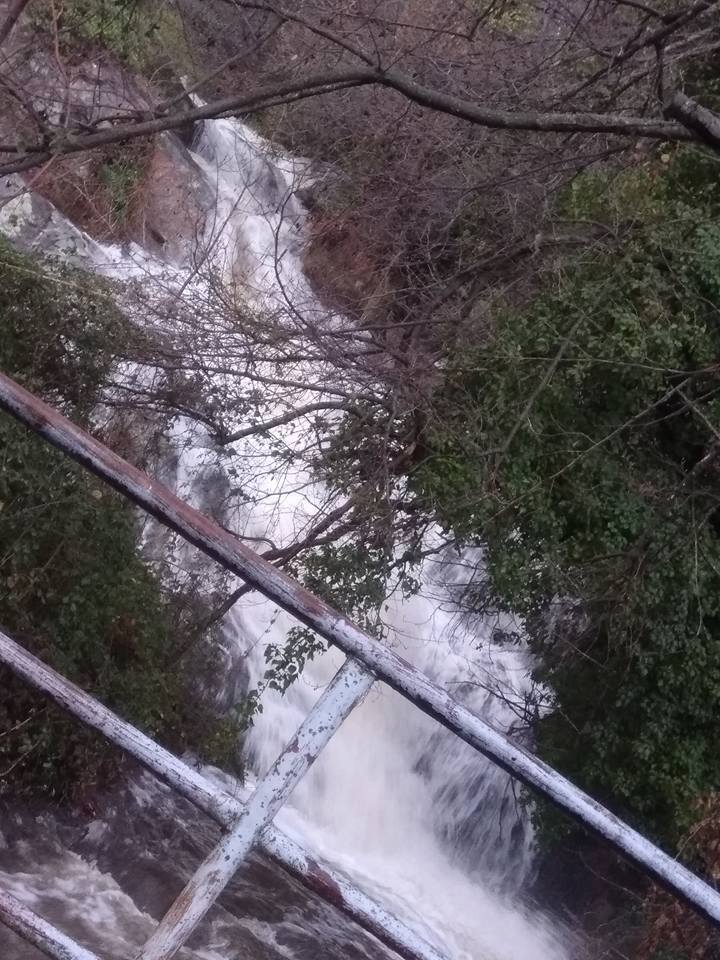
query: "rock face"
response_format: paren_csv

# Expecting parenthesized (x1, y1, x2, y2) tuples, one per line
(132, 134, 210, 262)
(0, 14, 209, 258)
(303, 209, 389, 322)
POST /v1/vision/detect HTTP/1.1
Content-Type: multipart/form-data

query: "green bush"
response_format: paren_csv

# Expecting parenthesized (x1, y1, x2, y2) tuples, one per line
(415, 140, 720, 844)
(0, 237, 241, 799)
(33, 0, 193, 79)
(98, 157, 142, 226)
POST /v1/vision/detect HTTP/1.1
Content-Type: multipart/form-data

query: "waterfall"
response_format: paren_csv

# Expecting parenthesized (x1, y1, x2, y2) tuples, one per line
(0, 117, 571, 960)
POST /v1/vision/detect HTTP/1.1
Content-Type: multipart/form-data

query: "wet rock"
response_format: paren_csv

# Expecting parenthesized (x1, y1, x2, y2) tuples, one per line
(134, 134, 211, 262)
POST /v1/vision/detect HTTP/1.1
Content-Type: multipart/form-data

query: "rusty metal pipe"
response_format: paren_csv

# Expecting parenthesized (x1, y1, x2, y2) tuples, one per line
(1, 372, 720, 926)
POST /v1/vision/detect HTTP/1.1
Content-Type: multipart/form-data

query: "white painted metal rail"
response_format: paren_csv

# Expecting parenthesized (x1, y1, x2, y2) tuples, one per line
(0, 368, 719, 960)
(0, 629, 445, 960)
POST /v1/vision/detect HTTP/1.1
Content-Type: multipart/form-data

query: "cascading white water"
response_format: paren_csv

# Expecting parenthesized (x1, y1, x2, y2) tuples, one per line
(0, 116, 571, 960)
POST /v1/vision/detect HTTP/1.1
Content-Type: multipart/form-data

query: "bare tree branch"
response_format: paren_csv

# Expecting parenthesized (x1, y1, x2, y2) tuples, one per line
(556, 0, 719, 104)
(665, 90, 720, 149)
(0, 69, 375, 175)
(0, 0, 32, 47)
(219, 401, 361, 444)
(0, 41, 709, 179)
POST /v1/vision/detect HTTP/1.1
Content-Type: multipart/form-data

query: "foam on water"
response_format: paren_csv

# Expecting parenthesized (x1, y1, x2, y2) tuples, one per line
(0, 118, 570, 960)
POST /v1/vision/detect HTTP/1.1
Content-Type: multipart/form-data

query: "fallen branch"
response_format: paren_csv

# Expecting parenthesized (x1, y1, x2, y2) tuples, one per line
(665, 90, 720, 149)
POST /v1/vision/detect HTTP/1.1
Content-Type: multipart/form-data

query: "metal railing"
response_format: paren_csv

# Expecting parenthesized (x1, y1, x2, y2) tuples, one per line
(0, 367, 719, 960)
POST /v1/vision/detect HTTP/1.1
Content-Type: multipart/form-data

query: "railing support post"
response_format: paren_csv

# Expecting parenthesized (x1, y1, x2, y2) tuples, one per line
(139, 658, 374, 960)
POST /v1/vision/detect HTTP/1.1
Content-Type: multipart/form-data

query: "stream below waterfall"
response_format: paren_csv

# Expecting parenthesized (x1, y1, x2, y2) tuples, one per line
(0, 114, 574, 960)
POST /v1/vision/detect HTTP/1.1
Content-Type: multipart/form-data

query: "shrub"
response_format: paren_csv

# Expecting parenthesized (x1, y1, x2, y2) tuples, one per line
(33, 0, 194, 80)
(415, 139, 720, 844)
(0, 237, 242, 800)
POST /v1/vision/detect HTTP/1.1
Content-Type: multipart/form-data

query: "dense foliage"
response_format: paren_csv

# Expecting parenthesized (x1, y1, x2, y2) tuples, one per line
(32, 0, 190, 77)
(0, 238, 236, 800)
(416, 142, 720, 844)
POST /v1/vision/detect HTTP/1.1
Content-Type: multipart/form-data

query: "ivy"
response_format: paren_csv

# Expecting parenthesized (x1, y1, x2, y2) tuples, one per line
(262, 541, 391, 694)
(0, 238, 242, 799)
(414, 138, 720, 844)
(32, 0, 193, 80)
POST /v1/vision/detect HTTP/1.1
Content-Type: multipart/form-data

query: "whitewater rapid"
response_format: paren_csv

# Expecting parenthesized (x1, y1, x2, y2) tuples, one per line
(0, 116, 571, 960)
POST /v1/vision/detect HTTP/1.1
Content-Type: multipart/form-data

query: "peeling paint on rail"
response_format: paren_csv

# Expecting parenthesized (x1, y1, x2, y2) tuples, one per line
(259, 829, 447, 960)
(0, 628, 238, 826)
(0, 629, 446, 960)
(138, 658, 374, 960)
(1, 371, 720, 932)
(0, 889, 101, 960)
